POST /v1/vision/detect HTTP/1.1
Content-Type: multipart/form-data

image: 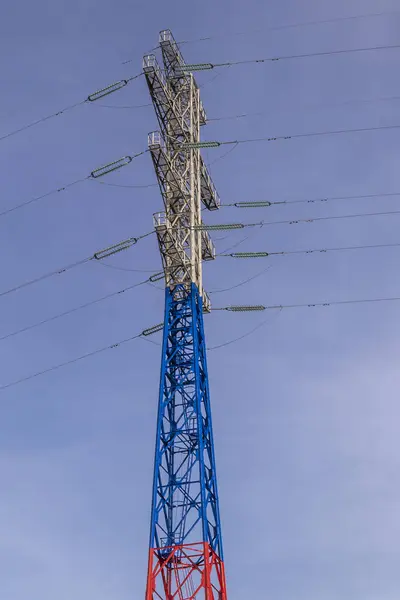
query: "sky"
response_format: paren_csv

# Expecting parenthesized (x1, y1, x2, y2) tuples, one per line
(1, 0, 400, 598)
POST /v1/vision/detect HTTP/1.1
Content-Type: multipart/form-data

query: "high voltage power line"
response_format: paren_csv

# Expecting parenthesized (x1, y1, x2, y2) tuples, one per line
(198, 209, 400, 234)
(1, 240, 397, 345)
(0, 272, 162, 343)
(0, 330, 146, 392)
(0, 177, 89, 219)
(95, 260, 159, 273)
(3, 123, 400, 220)
(0, 74, 144, 144)
(50, 206, 400, 277)
(177, 10, 400, 45)
(1, 203, 395, 299)
(0, 256, 91, 300)
(214, 296, 400, 312)
(94, 180, 157, 190)
(207, 310, 282, 351)
(94, 93, 400, 113)
(209, 265, 273, 294)
(2, 26, 398, 387)
(0, 151, 147, 219)
(187, 123, 400, 150)
(177, 42, 400, 72)
(222, 191, 400, 208)
(219, 241, 400, 259)
(3, 293, 400, 391)
(3, 25, 398, 600)
(122, 10, 400, 63)
(89, 186, 400, 206)
(0, 231, 152, 299)
(2, 38, 399, 145)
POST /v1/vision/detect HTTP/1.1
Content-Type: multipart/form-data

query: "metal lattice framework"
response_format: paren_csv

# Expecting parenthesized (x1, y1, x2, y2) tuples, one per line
(143, 30, 220, 309)
(143, 30, 227, 600)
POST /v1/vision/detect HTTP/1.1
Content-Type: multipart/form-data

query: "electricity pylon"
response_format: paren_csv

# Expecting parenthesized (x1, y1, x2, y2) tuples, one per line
(143, 30, 228, 600)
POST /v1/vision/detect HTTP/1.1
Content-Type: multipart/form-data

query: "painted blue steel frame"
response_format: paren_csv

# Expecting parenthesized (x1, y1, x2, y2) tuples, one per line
(149, 283, 224, 560)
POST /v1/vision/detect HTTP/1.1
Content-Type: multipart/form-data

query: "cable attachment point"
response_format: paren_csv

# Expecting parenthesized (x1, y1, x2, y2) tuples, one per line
(149, 271, 165, 283)
(225, 305, 266, 312)
(87, 80, 129, 102)
(181, 141, 221, 150)
(90, 156, 133, 178)
(175, 63, 214, 72)
(142, 323, 164, 336)
(230, 252, 269, 258)
(234, 201, 271, 208)
(93, 237, 138, 260)
(195, 223, 244, 231)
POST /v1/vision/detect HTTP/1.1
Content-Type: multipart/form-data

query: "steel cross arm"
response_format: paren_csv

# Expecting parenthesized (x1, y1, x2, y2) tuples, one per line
(159, 29, 207, 124)
(143, 54, 193, 139)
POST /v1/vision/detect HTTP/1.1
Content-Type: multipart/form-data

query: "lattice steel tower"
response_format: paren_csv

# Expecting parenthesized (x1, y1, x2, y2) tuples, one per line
(143, 30, 228, 600)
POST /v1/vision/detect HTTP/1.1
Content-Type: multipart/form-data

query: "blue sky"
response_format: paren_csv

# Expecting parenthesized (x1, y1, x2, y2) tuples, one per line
(1, 0, 400, 598)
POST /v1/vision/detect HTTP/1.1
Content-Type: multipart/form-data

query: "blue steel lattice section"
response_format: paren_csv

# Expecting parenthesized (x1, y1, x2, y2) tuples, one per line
(149, 283, 224, 559)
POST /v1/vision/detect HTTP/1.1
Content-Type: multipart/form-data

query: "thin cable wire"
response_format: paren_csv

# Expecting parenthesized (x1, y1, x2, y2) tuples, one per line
(0, 177, 88, 218)
(0, 229, 153, 299)
(211, 42, 400, 69)
(210, 265, 273, 294)
(90, 93, 400, 118)
(209, 288, 400, 347)
(140, 333, 162, 347)
(207, 310, 282, 351)
(91, 102, 152, 110)
(146, 281, 165, 292)
(199, 64, 232, 91)
(215, 123, 400, 148)
(207, 142, 239, 167)
(4, 293, 400, 390)
(122, 45, 162, 65)
(0, 100, 86, 143)
(17, 120, 394, 226)
(212, 209, 400, 254)
(215, 296, 400, 312)
(0, 73, 143, 144)
(219, 233, 254, 255)
(178, 10, 400, 44)
(0, 257, 91, 300)
(209, 94, 400, 123)
(88, 92, 400, 127)
(222, 190, 400, 209)
(220, 241, 400, 258)
(258, 208, 400, 228)
(209, 112, 263, 122)
(122, 20, 400, 66)
(214, 243, 400, 297)
(94, 260, 159, 273)
(1, 150, 147, 220)
(0, 331, 143, 391)
(215, 209, 400, 236)
(93, 180, 158, 190)
(0, 276, 153, 343)
(272, 241, 400, 257)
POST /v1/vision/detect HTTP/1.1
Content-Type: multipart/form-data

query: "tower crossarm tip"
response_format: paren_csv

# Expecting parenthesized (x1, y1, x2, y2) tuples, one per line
(202, 289, 212, 313)
(158, 30, 207, 125)
(159, 29, 185, 74)
(143, 55, 195, 138)
(201, 229, 216, 261)
(200, 156, 220, 210)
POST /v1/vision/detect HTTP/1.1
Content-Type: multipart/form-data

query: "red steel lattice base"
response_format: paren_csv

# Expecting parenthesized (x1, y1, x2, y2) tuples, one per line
(146, 542, 227, 600)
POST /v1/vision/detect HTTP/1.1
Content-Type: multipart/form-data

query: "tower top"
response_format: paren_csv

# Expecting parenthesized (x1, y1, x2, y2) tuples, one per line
(143, 31, 220, 309)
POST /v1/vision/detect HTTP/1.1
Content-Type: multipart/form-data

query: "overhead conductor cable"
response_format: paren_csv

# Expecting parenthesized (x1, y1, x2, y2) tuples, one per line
(0, 230, 152, 299)
(0, 73, 144, 143)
